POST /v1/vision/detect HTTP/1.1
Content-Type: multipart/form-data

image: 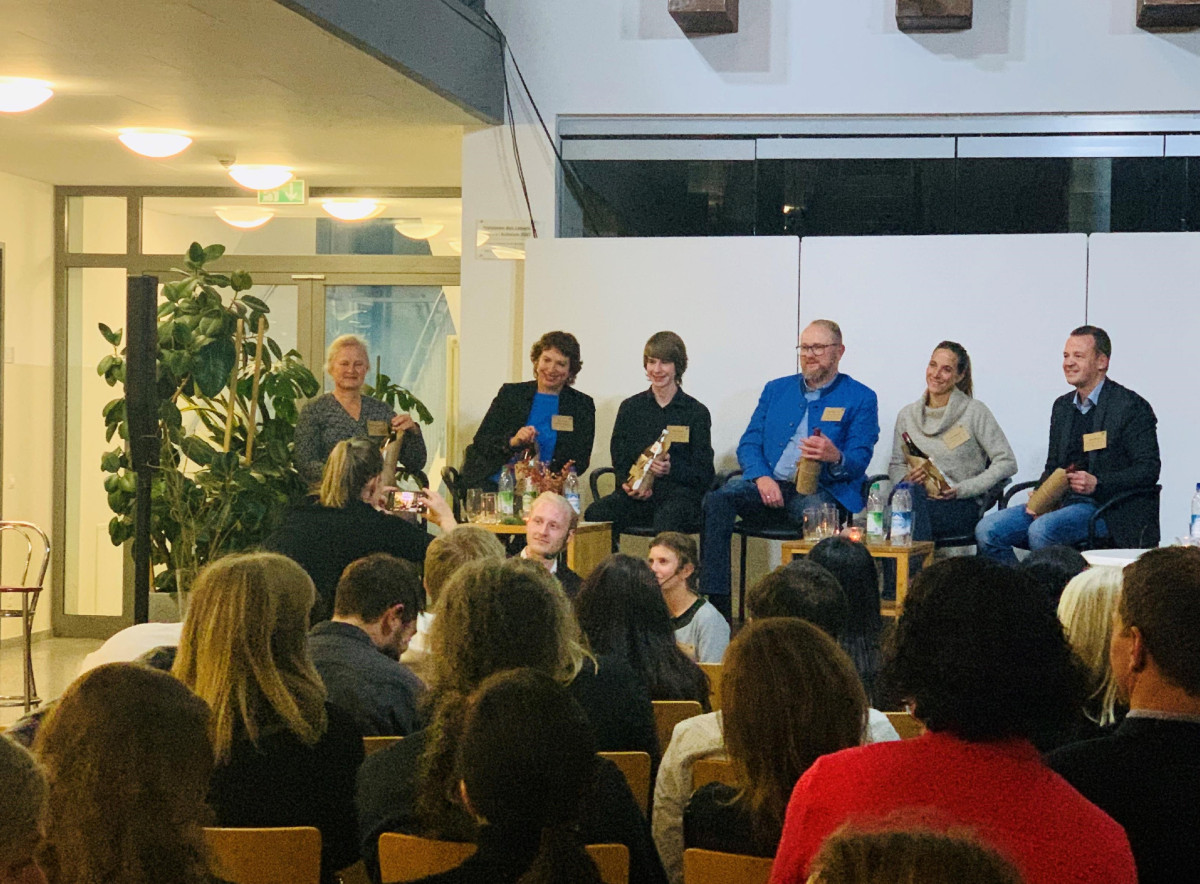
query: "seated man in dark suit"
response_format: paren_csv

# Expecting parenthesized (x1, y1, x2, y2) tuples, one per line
(308, 553, 426, 736)
(1048, 546, 1200, 884)
(976, 325, 1160, 562)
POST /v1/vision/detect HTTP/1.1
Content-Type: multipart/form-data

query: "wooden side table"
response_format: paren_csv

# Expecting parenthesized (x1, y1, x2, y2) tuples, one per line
(478, 520, 613, 578)
(780, 539, 935, 612)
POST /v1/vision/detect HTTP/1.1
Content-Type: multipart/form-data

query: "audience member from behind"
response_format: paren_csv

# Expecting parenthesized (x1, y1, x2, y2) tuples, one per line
(684, 619, 866, 860)
(173, 552, 363, 882)
(575, 554, 710, 708)
(265, 436, 457, 620)
(356, 558, 665, 884)
(806, 537, 883, 701)
(520, 492, 583, 597)
(402, 526, 507, 679)
(652, 561, 897, 884)
(1055, 566, 1126, 743)
(647, 532, 729, 663)
(770, 557, 1135, 884)
(808, 826, 1024, 884)
(406, 669, 604, 884)
(0, 735, 47, 884)
(1048, 546, 1200, 884)
(309, 553, 426, 736)
(1019, 545, 1089, 609)
(34, 664, 212, 884)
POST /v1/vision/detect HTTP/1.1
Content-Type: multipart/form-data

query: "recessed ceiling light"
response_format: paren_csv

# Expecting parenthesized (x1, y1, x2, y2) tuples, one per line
(0, 77, 53, 113)
(118, 128, 192, 158)
(214, 207, 275, 230)
(394, 219, 445, 240)
(227, 164, 293, 190)
(321, 198, 385, 222)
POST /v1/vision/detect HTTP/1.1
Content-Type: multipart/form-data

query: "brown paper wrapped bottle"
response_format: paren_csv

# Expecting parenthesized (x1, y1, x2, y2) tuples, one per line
(795, 428, 822, 495)
(628, 429, 671, 494)
(1027, 465, 1073, 515)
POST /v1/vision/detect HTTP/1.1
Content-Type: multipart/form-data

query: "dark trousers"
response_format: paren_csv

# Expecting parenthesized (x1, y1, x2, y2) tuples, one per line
(909, 485, 985, 543)
(584, 484, 704, 542)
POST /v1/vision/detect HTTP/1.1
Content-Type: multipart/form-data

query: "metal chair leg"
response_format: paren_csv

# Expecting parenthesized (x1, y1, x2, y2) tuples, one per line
(738, 534, 748, 623)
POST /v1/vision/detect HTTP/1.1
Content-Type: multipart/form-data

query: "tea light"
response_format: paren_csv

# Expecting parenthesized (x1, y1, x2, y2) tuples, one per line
(846, 526, 864, 543)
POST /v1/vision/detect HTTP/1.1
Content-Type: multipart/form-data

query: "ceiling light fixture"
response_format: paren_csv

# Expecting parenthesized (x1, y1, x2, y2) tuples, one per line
(446, 240, 463, 255)
(394, 219, 445, 240)
(215, 207, 275, 230)
(118, 128, 192, 158)
(227, 164, 293, 190)
(0, 77, 53, 113)
(321, 198, 385, 222)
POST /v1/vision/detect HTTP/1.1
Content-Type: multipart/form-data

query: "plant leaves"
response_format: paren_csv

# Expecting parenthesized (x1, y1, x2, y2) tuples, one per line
(187, 242, 205, 266)
(203, 244, 226, 263)
(192, 337, 237, 398)
(240, 295, 270, 313)
(99, 323, 122, 346)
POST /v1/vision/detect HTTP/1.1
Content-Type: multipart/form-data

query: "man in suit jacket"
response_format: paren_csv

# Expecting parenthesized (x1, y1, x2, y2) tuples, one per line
(976, 325, 1160, 563)
(1048, 546, 1200, 884)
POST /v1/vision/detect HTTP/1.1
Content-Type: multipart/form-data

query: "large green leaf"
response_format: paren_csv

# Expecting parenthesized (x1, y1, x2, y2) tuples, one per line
(191, 337, 236, 398)
(187, 242, 206, 266)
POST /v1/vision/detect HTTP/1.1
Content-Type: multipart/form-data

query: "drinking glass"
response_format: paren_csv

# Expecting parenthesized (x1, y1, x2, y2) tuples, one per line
(803, 505, 822, 541)
(481, 492, 498, 524)
(819, 502, 840, 538)
(466, 488, 483, 522)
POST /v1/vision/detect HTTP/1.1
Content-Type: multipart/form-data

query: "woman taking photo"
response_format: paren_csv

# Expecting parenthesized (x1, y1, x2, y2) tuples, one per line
(461, 331, 595, 489)
(173, 552, 364, 883)
(887, 341, 1016, 542)
(294, 334, 426, 486)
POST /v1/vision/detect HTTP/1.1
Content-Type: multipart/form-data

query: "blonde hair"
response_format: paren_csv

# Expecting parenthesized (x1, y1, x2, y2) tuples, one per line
(423, 525, 506, 605)
(325, 334, 369, 375)
(1057, 566, 1123, 726)
(173, 552, 327, 762)
(810, 826, 1024, 884)
(319, 437, 383, 508)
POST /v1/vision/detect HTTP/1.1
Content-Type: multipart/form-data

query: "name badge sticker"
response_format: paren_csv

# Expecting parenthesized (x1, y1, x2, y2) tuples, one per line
(366, 420, 390, 437)
(821, 407, 845, 422)
(551, 414, 574, 432)
(666, 425, 690, 444)
(943, 425, 971, 450)
(1083, 430, 1108, 452)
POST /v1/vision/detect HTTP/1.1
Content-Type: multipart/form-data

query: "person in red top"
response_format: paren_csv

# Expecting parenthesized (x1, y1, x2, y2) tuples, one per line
(769, 557, 1137, 884)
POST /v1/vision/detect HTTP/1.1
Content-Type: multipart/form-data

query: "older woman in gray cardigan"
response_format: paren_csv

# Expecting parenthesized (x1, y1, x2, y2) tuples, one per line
(887, 341, 1017, 542)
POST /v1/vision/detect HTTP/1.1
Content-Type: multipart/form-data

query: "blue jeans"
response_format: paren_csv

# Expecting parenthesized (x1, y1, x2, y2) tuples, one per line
(699, 477, 838, 601)
(975, 500, 1107, 564)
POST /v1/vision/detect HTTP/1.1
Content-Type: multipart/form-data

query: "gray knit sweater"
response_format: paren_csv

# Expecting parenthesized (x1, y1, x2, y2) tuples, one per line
(886, 389, 1017, 500)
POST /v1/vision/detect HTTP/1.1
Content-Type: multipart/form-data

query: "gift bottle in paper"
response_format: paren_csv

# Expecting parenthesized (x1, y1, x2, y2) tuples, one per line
(628, 429, 671, 493)
(795, 428, 822, 495)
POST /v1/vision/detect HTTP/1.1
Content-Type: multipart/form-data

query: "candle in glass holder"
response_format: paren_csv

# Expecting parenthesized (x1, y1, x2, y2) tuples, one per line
(847, 525, 864, 543)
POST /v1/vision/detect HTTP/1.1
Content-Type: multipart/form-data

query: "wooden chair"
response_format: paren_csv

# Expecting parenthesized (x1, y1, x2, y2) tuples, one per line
(204, 826, 321, 884)
(698, 662, 722, 710)
(885, 710, 925, 739)
(363, 735, 403, 755)
(598, 750, 652, 815)
(691, 757, 737, 791)
(653, 699, 705, 753)
(378, 833, 628, 884)
(683, 848, 773, 884)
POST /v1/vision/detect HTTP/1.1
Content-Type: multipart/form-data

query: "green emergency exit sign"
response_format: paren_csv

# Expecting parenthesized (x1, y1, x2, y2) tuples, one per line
(257, 180, 307, 205)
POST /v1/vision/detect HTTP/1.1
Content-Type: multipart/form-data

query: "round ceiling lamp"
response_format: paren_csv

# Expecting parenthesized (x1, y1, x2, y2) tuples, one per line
(214, 207, 275, 230)
(0, 77, 53, 113)
(227, 164, 294, 190)
(118, 128, 192, 158)
(321, 198, 385, 222)
(394, 219, 445, 240)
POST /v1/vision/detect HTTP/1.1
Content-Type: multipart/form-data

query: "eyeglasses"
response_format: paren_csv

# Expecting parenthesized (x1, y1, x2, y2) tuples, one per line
(797, 343, 835, 355)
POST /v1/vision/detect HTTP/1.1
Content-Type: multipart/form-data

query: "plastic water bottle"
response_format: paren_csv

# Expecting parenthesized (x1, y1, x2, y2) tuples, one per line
(564, 467, 582, 514)
(891, 482, 913, 547)
(866, 482, 886, 545)
(498, 466, 515, 516)
(521, 474, 537, 516)
(1191, 483, 1200, 539)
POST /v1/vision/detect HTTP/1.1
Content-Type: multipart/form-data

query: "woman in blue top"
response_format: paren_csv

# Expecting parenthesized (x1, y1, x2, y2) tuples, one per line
(461, 331, 596, 489)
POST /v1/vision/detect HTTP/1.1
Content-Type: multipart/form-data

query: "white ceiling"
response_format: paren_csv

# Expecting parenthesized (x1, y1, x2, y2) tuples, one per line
(0, 0, 480, 187)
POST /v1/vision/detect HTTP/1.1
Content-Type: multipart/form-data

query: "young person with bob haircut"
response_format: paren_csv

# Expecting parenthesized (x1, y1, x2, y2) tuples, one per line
(769, 557, 1136, 884)
(586, 331, 714, 537)
(1056, 565, 1126, 739)
(647, 532, 728, 663)
(806, 536, 883, 702)
(173, 552, 364, 882)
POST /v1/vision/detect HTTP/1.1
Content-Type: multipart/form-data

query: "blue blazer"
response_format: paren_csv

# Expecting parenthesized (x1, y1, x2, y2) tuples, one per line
(737, 372, 880, 513)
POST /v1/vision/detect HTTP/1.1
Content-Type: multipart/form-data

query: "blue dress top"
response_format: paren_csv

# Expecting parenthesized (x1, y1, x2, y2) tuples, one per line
(527, 392, 560, 463)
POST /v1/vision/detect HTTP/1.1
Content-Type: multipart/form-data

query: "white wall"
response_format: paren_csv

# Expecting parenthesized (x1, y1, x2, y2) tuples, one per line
(0, 170, 55, 637)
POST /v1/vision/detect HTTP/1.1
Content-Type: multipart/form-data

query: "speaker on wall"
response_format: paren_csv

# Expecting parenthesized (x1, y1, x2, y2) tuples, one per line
(126, 275, 159, 471)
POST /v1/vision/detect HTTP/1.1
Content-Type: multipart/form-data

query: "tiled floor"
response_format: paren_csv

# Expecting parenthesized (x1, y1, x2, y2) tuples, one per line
(0, 636, 103, 727)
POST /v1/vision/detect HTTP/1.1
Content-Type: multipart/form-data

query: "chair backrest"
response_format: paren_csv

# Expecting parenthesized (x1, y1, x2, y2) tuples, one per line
(589, 466, 616, 500)
(683, 848, 772, 884)
(204, 826, 322, 884)
(884, 710, 925, 739)
(653, 699, 705, 753)
(0, 521, 50, 590)
(363, 735, 404, 755)
(698, 662, 722, 710)
(378, 833, 629, 884)
(691, 756, 738, 792)
(441, 466, 465, 522)
(598, 750, 652, 815)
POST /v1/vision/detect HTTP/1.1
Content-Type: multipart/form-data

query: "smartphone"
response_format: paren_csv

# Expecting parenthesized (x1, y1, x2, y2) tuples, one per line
(389, 490, 427, 514)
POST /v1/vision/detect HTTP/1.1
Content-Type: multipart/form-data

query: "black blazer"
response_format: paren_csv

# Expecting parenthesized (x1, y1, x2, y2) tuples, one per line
(461, 381, 596, 488)
(1040, 377, 1160, 547)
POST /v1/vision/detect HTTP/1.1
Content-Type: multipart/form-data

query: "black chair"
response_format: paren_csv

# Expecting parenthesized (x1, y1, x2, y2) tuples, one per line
(588, 467, 659, 553)
(441, 465, 467, 523)
(999, 480, 1161, 551)
(932, 477, 1010, 550)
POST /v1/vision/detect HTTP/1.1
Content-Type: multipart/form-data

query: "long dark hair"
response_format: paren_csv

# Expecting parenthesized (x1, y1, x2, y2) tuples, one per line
(933, 340, 973, 398)
(574, 554, 710, 708)
(458, 669, 603, 884)
(808, 537, 883, 699)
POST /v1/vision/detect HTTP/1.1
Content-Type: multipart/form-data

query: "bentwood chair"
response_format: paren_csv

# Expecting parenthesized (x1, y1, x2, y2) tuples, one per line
(652, 699, 705, 754)
(598, 750, 652, 815)
(378, 833, 629, 884)
(0, 521, 50, 713)
(683, 848, 773, 884)
(204, 826, 321, 884)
